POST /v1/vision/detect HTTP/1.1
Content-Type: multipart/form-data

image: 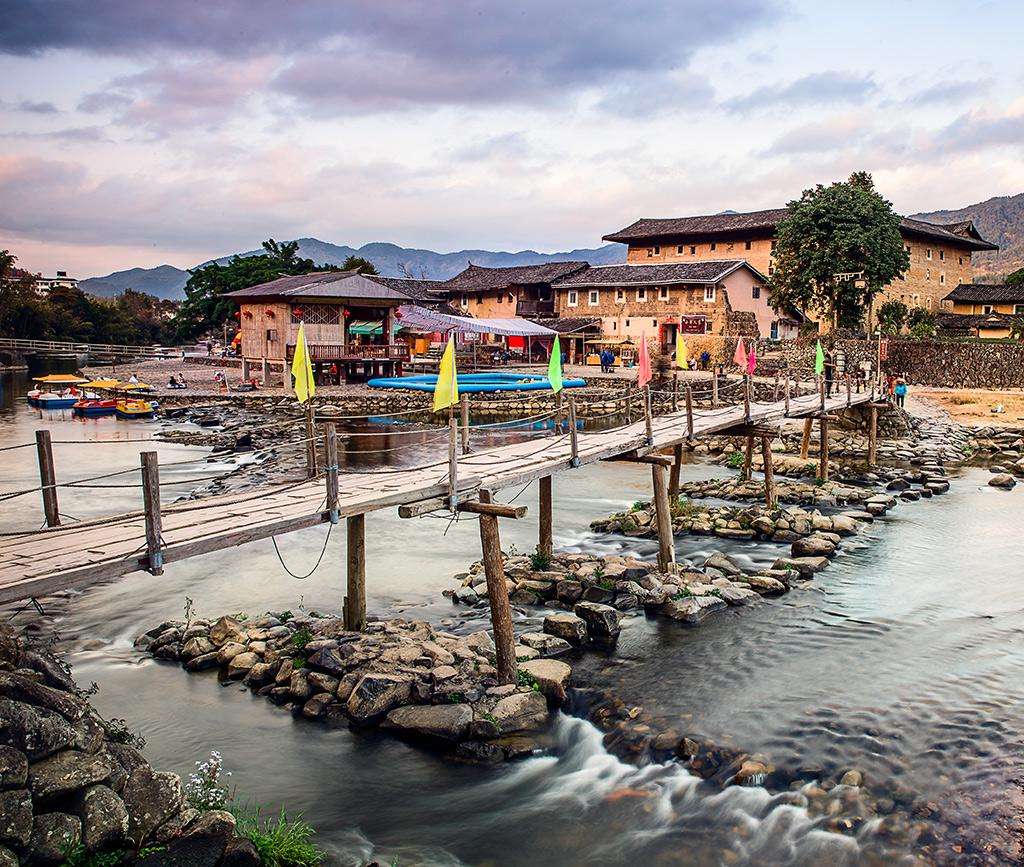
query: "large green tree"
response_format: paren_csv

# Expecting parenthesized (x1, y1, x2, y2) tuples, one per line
(1005, 266, 1024, 287)
(876, 299, 909, 335)
(769, 172, 910, 329)
(341, 255, 378, 275)
(171, 239, 336, 341)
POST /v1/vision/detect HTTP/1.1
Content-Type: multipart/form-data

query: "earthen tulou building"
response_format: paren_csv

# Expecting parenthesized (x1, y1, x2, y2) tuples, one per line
(603, 208, 998, 329)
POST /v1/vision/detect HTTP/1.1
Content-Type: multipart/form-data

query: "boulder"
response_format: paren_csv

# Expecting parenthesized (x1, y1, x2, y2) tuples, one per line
(542, 613, 588, 645)
(225, 652, 258, 679)
(703, 552, 743, 577)
(662, 595, 727, 623)
(0, 789, 32, 848)
(490, 691, 549, 734)
(791, 535, 836, 558)
(183, 652, 220, 673)
(772, 556, 829, 576)
(989, 474, 1016, 490)
(573, 602, 622, 641)
(141, 810, 236, 867)
(382, 704, 473, 743)
(742, 575, 787, 595)
(517, 659, 571, 704)
(0, 846, 15, 867)
(0, 698, 75, 760)
(0, 746, 28, 789)
(215, 642, 247, 666)
(76, 784, 129, 852)
(301, 693, 334, 719)
(181, 637, 216, 660)
(345, 673, 413, 724)
(27, 812, 81, 866)
(220, 837, 262, 867)
(208, 616, 244, 646)
(121, 767, 184, 845)
(517, 633, 572, 655)
(28, 749, 112, 801)
(555, 579, 584, 603)
(0, 672, 85, 722)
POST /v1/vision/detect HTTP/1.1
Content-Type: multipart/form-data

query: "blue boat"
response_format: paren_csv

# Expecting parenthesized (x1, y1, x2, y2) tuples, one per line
(367, 372, 587, 393)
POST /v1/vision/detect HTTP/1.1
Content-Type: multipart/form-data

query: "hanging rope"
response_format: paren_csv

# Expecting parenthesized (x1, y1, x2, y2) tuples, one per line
(270, 517, 333, 580)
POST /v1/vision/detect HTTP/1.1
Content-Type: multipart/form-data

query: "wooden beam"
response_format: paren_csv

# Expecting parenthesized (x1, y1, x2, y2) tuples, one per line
(868, 404, 878, 467)
(538, 475, 553, 559)
(447, 417, 458, 510)
(457, 500, 528, 519)
(304, 403, 317, 478)
(567, 396, 580, 467)
(35, 430, 59, 528)
(818, 416, 830, 481)
(651, 463, 675, 573)
(605, 452, 674, 467)
(140, 451, 163, 576)
(477, 490, 516, 685)
(669, 443, 683, 501)
(398, 497, 449, 518)
(460, 394, 470, 454)
(761, 435, 776, 509)
(742, 434, 754, 482)
(715, 423, 778, 438)
(799, 417, 813, 459)
(324, 423, 339, 523)
(344, 514, 366, 631)
(685, 385, 694, 437)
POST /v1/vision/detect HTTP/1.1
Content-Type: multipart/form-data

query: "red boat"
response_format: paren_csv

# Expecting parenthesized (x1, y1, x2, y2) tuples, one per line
(72, 398, 118, 417)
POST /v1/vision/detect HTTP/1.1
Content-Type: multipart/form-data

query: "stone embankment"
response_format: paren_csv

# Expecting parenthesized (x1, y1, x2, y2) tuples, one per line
(0, 626, 260, 867)
(137, 612, 582, 764)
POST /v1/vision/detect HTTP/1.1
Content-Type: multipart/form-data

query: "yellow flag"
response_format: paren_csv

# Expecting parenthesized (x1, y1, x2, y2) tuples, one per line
(433, 333, 459, 412)
(291, 322, 315, 404)
(675, 335, 689, 369)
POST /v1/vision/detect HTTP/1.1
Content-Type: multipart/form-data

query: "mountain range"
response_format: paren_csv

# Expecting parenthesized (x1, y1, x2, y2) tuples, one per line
(79, 239, 628, 299)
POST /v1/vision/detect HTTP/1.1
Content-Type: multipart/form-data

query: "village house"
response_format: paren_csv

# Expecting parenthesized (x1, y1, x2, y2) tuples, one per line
(603, 208, 998, 328)
(227, 269, 435, 381)
(552, 260, 802, 349)
(937, 283, 1024, 339)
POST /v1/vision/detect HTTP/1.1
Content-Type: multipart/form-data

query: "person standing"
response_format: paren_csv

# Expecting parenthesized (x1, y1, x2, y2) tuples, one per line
(894, 377, 907, 408)
(824, 351, 836, 398)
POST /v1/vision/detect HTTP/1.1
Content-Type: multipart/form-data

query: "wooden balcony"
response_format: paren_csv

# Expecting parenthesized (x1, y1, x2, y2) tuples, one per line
(287, 343, 410, 362)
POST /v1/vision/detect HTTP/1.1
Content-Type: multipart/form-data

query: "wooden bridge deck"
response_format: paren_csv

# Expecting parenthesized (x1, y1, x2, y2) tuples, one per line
(0, 389, 870, 605)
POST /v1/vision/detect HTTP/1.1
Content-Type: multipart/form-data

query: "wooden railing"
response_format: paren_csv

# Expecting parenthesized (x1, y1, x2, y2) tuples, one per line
(0, 337, 172, 358)
(287, 343, 411, 362)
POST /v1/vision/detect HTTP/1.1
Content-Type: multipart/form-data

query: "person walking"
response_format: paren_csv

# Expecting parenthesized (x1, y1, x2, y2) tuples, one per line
(894, 377, 907, 408)
(824, 352, 836, 398)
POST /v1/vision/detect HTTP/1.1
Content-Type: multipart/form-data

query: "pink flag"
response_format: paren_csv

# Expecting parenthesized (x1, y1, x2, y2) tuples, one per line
(637, 334, 652, 388)
(733, 337, 748, 369)
(747, 342, 757, 375)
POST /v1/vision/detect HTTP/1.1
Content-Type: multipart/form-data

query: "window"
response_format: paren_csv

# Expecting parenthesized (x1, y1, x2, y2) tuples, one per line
(704, 285, 716, 303)
(982, 305, 994, 314)
(939, 273, 945, 285)
(690, 245, 696, 255)
(653, 245, 661, 255)
(291, 303, 340, 325)
(744, 240, 752, 250)
(752, 285, 761, 299)
(710, 242, 717, 252)
(567, 290, 578, 307)
(927, 297, 933, 309)
(460, 294, 469, 307)
(726, 243, 734, 252)
(636, 287, 647, 302)
(658, 286, 669, 300)
(508, 293, 515, 303)
(676, 245, 684, 254)
(647, 245, 661, 257)
(625, 318, 630, 326)
(768, 265, 775, 276)
(958, 256, 964, 266)
(588, 290, 600, 306)
(770, 240, 777, 253)
(1015, 304, 1024, 315)
(926, 249, 933, 260)
(266, 328, 278, 342)
(651, 319, 657, 328)
(939, 250, 944, 261)
(615, 288, 625, 303)
(925, 269, 930, 281)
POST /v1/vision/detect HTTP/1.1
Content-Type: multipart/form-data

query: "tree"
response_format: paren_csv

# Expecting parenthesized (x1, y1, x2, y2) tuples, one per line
(769, 172, 910, 329)
(341, 255, 378, 275)
(1006, 267, 1024, 287)
(877, 299, 909, 336)
(907, 306, 935, 336)
(1009, 318, 1024, 340)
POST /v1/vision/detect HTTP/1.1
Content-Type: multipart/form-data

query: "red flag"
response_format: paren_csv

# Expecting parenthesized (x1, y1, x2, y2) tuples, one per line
(733, 337, 748, 369)
(637, 334, 652, 388)
(747, 342, 757, 375)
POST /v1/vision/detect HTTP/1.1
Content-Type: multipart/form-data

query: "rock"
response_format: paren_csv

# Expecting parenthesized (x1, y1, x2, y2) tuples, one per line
(517, 633, 572, 655)
(555, 579, 584, 603)
(183, 652, 220, 673)
(345, 673, 413, 724)
(733, 758, 774, 787)
(306, 672, 339, 695)
(301, 693, 334, 719)
(717, 585, 758, 605)
(142, 810, 236, 867)
(791, 535, 836, 558)
(216, 642, 247, 665)
(829, 514, 860, 536)
(0, 672, 85, 722)
(220, 836, 262, 867)
(704, 552, 743, 576)
(0, 746, 28, 789)
(225, 652, 258, 679)
(181, 637, 216, 660)
(28, 749, 112, 800)
(514, 645, 539, 661)
(542, 613, 588, 645)
(0, 846, 15, 867)
(382, 704, 473, 743)
(772, 556, 829, 576)
(573, 602, 622, 641)
(76, 784, 129, 852)
(490, 691, 549, 734)
(989, 474, 1016, 489)
(743, 575, 787, 595)
(121, 767, 184, 845)
(465, 631, 496, 659)
(243, 662, 276, 687)
(208, 616, 244, 645)
(28, 812, 81, 865)
(662, 595, 727, 623)
(0, 698, 75, 760)
(0, 789, 32, 848)
(840, 769, 863, 787)
(517, 659, 571, 704)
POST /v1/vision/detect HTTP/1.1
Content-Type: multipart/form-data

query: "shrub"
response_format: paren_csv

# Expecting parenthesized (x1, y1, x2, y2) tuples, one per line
(528, 547, 551, 572)
(103, 718, 146, 750)
(516, 670, 541, 692)
(186, 750, 232, 812)
(291, 628, 313, 652)
(233, 808, 323, 867)
(725, 452, 744, 469)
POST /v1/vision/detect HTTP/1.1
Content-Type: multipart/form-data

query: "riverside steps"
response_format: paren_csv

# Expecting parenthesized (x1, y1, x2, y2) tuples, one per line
(0, 375, 876, 677)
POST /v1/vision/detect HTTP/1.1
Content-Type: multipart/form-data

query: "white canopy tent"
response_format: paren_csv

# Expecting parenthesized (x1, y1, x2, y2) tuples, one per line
(395, 305, 557, 337)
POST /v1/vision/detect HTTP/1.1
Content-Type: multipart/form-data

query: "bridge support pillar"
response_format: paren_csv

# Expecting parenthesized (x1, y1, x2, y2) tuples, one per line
(241, 357, 251, 381)
(261, 357, 269, 386)
(651, 463, 676, 573)
(761, 436, 776, 509)
(868, 405, 878, 466)
(669, 444, 682, 501)
(344, 515, 366, 631)
(818, 417, 830, 481)
(799, 418, 813, 460)
(538, 476, 553, 561)
(478, 490, 517, 684)
(742, 434, 754, 481)
(35, 430, 60, 528)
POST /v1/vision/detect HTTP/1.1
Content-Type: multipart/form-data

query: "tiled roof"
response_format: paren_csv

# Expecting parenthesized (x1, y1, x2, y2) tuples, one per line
(936, 311, 1017, 332)
(553, 260, 758, 286)
(365, 275, 442, 302)
(440, 262, 589, 295)
(943, 283, 1024, 303)
(225, 270, 411, 301)
(604, 208, 998, 251)
(531, 316, 602, 333)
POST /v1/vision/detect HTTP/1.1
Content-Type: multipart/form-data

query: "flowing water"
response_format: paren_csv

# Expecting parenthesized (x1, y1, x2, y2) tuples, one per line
(2, 370, 1022, 865)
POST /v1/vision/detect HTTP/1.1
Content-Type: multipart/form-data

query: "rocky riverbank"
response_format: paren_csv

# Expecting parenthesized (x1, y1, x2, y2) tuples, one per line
(0, 625, 262, 866)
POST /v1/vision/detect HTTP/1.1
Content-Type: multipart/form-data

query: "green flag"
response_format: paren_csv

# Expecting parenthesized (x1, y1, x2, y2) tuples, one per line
(548, 335, 563, 394)
(814, 339, 825, 376)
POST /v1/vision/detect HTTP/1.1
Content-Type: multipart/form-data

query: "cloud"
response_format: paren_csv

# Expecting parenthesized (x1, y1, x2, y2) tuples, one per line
(932, 107, 1024, 155)
(904, 78, 992, 107)
(762, 117, 868, 156)
(723, 71, 878, 113)
(0, 126, 108, 142)
(0, 98, 59, 114)
(453, 132, 535, 163)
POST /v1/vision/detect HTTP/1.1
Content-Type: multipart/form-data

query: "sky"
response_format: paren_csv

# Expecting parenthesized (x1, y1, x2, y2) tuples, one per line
(1, 0, 1023, 278)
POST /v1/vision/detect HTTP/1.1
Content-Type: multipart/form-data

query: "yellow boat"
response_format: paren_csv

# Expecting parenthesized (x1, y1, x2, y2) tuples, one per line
(114, 399, 157, 420)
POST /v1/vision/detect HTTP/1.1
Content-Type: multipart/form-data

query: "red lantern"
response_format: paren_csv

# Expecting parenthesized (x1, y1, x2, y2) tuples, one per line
(343, 309, 352, 318)
(233, 310, 240, 319)
(243, 310, 253, 320)
(292, 306, 304, 318)
(264, 309, 276, 319)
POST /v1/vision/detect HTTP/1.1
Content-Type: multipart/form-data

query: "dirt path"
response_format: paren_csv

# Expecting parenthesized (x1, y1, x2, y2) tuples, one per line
(912, 387, 1024, 429)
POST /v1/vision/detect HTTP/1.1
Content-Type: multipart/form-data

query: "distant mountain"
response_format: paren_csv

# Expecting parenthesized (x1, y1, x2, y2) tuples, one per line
(913, 192, 1024, 281)
(79, 264, 190, 299)
(82, 238, 627, 300)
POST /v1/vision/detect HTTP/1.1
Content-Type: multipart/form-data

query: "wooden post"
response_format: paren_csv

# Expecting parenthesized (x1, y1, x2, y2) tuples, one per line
(846, 373, 852, 407)
(784, 376, 791, 416)
(868, 405, 878, 466)
(799, 417, 813, 460)
(625, 383, 633, 423)
(567, 396, 579, 467)
(644, 386, 654, 445)
(761, 435, 776, 509)
(344, 515, 366, 631)
(448, 417, 459, 510)
(818, 416, 830, 481)
(241, 357, 251, 381)
(685, 385, 694, 437)
(262, 356, 269, 386)
(140, 451, 163, 575)
(304, 403, 317, 478)
(744, 375, 751, 422)
(554, 391, 563, 434)
(460, 394, 470, 455)
(773, 373, 780, 402)
(477, 490, 517, 684)
(819, 376, 826, 413)
(671, 373, 679, 412)
(711, 373, 719, 407)
(35, 430, 60, 528)
(538, 476, 553, 560)
(651, 463, 676, 573)
(742, 434, 754, 481)
(669, 444, 682, 501)
(324, 423, 339, 524)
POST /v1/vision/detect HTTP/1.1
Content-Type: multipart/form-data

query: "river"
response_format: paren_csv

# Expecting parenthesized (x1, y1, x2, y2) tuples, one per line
(2, 370, 1021, 866)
